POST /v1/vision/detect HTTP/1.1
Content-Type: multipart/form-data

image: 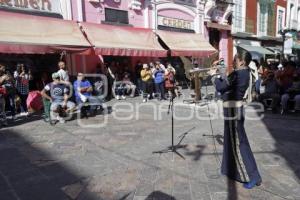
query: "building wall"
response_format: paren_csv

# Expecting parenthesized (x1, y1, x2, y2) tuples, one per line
(71, 0, 145, 27)
(286, 0, 300, 30)
(245, 0, 257, 34)
(157, 9, 194, 21)
(275, 0, 287, 36)
(219, 31, 228, 66)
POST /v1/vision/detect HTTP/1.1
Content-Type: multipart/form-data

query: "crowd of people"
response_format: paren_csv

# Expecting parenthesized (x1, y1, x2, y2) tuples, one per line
(1, 55, 299, 127)
(0, 59, 183, 127)
(106, 60, 181, 102)
(250, 60, 300, 114)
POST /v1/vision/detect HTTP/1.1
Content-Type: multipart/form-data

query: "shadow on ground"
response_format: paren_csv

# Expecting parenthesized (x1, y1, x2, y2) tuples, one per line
(0, 129, 105, 200)
(145, 191, 176, 200)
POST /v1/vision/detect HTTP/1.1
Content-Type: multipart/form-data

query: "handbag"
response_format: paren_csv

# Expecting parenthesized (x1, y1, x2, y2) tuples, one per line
(0, 86, 7, 96)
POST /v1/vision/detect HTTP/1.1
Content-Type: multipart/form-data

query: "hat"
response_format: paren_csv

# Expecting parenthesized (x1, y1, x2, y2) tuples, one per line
(143, 64, 149, 69)
(52, 72, 60, 79)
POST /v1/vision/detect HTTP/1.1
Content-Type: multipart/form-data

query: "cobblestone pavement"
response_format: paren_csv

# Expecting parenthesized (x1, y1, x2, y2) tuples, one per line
(0, 94, 300, 200)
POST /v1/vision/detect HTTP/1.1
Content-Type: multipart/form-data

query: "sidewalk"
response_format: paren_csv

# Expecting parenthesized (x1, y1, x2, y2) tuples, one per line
(0, 96, 299, 200)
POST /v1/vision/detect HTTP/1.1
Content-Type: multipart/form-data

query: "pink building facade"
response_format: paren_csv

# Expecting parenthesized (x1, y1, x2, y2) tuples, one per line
(69, 0, 210, 74)
(204, 0, 233, 67)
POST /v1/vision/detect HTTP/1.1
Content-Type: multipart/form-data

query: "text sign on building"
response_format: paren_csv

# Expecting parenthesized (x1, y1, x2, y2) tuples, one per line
(158, 16, 194, 30)
(173, 0, 196, 7)
(0, 0, 60, 14)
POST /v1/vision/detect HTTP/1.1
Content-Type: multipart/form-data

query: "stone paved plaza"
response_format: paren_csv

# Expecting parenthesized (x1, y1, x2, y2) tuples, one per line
(0, 96, 300, 200)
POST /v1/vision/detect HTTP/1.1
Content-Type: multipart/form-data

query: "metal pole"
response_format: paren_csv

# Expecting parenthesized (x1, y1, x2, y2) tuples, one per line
(281, 33, 285, 63)
(171, 98, 174, 150)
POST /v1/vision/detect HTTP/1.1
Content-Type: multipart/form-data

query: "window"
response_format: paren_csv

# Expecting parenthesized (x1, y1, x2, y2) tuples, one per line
(232, 0, 244, 32)
(289, 4, 295, 28)
(278, 10, 284, 31)
(105, 8, 129, 24)
(258, 2, 268, 36)
(276, 6, 285, 36)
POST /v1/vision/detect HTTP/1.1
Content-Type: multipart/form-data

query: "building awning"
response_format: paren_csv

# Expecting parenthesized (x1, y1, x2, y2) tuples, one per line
(293, 41, 300, 50)
(266, 46, 282, 54)
(0, 11, 91, 54)
(156, 30, 216, 57)
(238, 44, 274, 55)
(80, 23, 167, 57)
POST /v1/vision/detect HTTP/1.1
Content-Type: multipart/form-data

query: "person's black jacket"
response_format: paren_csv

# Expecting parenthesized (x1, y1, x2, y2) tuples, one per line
(214, 68, 250, 101)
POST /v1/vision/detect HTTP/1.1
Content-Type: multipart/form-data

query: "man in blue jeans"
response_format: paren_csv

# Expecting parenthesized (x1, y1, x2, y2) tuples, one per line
(153, 62, 166, 100)
(41, 72, 75, 123)
(74, 73, 101, 118)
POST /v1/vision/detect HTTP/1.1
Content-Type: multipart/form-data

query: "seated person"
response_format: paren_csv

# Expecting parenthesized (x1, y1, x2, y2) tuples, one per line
(113, 74, 126, 100)
(280, 72, 300, 114)
(73, 73, 101, 118)
(258, 71, 280, 112)
(122, 72, 136, 97)
(275, 62, 296, 93)
(41, 72, 75, 123)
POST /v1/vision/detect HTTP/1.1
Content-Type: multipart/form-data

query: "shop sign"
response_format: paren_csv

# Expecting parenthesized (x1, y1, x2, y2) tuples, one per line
(158, 16, 194, 30)
(0, 0, 60, 13)
(173, 0, 196, 7)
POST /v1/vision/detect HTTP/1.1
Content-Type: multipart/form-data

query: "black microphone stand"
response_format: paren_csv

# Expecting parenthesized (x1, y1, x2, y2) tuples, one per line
(153, 94, 195, 159)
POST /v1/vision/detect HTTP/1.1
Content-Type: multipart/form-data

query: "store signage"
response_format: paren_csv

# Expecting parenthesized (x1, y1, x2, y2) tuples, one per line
(0, 0, 60, 13)
(158, 16, 194, 30)
(173, 0, 196, 7)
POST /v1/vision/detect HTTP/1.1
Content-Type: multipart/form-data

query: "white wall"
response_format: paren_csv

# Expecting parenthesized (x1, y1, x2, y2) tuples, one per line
(286, 0, 299, 30)
(60, 0, 73, 20)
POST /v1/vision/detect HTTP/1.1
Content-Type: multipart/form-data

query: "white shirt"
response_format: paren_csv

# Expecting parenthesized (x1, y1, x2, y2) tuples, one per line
(57, 69, 69, 82)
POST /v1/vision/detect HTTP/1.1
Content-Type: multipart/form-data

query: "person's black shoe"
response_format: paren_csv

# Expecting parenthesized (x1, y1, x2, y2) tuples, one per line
(280, 108, 286, 115)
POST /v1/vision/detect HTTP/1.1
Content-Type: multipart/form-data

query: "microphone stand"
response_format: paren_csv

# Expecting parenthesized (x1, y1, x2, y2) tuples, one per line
(153, 94, 194, 160)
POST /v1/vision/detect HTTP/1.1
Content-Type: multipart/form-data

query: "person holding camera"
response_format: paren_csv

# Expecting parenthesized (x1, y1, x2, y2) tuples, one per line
(14, 64, 32, 116)
(153, 62, 166, 100)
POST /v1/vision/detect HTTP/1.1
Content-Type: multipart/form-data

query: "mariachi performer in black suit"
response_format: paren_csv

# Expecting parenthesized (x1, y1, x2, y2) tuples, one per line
(210, 51, 262, 189)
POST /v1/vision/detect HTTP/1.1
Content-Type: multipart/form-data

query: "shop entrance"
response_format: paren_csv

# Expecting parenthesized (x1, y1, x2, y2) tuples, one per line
(0, 54, 61, 90)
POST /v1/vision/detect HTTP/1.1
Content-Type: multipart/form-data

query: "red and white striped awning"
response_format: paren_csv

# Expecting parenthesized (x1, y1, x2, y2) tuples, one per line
(156, 30, 216, 57)
(80, 22, 167, 57)
(0, 11, 91, 54)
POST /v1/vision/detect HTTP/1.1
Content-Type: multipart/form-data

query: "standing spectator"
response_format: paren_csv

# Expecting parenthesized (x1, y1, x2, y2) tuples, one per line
(258, 71, 280, 113)
(135, 61, 143, 95)
(153, 62, 166, 100)
(165, 64, 176, 98)
(141, 64, 153, 102)
(106, 63, 116, 100)
(0, 64, 8, 126)
(40, 72, 51, 122)
(249, 60, 259, 99)
(14, 64, 31, 116)
(57, 61, 70, 83)
(0, 65, 16, 120)
(41, 73, 75, 123)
